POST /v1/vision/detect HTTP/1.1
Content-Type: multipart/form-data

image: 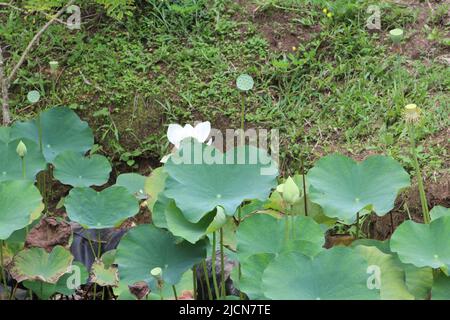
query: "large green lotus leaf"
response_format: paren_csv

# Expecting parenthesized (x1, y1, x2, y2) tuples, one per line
(0, 129, 46, 182)
(53, 151, 111, 187)
(165, 200, 216, 243)
(163, 140, 278, 223)
(116, 173, 147, 199)
(307, 154, 410, 223)
(11, 107, 94, 163)
(355, 245, 414, 300)
(390, 217, 450, 269)
(262, 247, 380, 300)
(239, 253, 274, 300)
(9, 246, 73, 283)
(404, 264, 433, 299)
(65, 186, 139, 229)
(430, 206, 450, 221)
(152, 194, 170, 229)
(144, 167, 167, 210)
(431, 273, 450, 300)
(23, 261, 88, 299)
(0, 180, 43, 240)
(352, 239, 433, 299)
(116, 224, 206, 286)
(237, 214, 325, 260)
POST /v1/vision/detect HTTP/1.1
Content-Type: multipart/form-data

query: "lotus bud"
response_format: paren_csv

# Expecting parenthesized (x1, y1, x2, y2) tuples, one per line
(281, 176, 300, 205)
(16, 140, 27, 158)
(404, 104, 420, 124)
(49, 60, 59, 74)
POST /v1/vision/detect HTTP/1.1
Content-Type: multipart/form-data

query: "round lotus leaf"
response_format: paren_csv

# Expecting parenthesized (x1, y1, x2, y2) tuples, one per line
(164, 200, 216, 244)
(144, 167, 167, 210)
(116, 224, 206, 286)
(53, 151, 111, 187)
(237, 213, 324, 261)
(431, 273, 450, 300)
(236, 74, 254, 91)
(27, 90, 41, 104)
(390, 217, 450, 269)
(404, 264, 433, 299)
(163, 140, 278, 223)
(0, 180, 44, 240)
(0, 133, 46, 182)
(262, 247, 380, 300)
(307, 154, 410, 223)
(116, 173, 147, 199)
(9, 246, 73, 284)
(65, 186, 139, 229)
(354, 245, 414, 300)
(23, 261, 88, 299)
(430, 206, 449, 221)
(11, 107, 94, 163)
(238, 253, 274, 300)
(90, 259, 119, 287)
(352, 239, 433, 299)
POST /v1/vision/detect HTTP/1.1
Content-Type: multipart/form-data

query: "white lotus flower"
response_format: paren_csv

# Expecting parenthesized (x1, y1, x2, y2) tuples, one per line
(161, 121, 212, 163)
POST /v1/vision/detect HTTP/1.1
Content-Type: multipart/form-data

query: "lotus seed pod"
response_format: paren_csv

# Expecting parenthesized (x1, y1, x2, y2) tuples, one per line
(282, 176, 300, 205)
(389, 28, 404, 44)
(150, 267, 162, 278)
(236, 74, 254, 91)
(16, 140, 27, 158)
(49, 60, 59, 72)
(404, 104, 420, 124)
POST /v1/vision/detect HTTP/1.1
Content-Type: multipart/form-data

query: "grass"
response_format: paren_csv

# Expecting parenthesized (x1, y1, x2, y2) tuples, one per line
(0, 0, 448, 178)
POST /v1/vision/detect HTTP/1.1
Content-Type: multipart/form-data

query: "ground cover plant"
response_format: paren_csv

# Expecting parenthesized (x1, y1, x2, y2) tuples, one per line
(0, 0, 448, 300)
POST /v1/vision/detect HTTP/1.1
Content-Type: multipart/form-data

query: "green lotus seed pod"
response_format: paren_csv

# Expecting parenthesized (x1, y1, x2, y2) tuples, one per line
(236, 74, 254, 91)
(282, 176, 300, 205)
(389, 28, 404, 44)
(150, 267, 162, 278)
(16, 140, 27, 158)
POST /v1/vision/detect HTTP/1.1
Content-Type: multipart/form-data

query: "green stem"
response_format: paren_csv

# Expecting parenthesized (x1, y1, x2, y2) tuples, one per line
(192, 266, 197, 300)
(101, 287, 105, 301)
(21, 157, 26, 179)
(0, 240, 9, 296)
(355, 213, 360, 239)
(97, 230, 102, 258)
(300, 158, 308, 216)
(211, 232, 220, 299)
(220, 228, 226, 298)
(201, 260, 213, 300)
(408, 125, 430, 224)
(172, 285, 178, 300)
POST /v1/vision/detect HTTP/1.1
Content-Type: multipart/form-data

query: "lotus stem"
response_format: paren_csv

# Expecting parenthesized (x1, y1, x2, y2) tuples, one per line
(192, 266, 197, 300)
(10, 282, 18, 300)
(101, 287, 105, 301)
(408, 125, 430, 224)
(301, 158, 308, 216)
(172, 285, 178, 300)
(220, 228, 226, 298)
(97, 231, 102, 258)
(0, 240, 8, 296)
(211, 232, 220, 299)
(240, 94, 245, 145)
(356, 213, 360, 239)
(21, 157, 26, 179)
(201, 260, 213, 300)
